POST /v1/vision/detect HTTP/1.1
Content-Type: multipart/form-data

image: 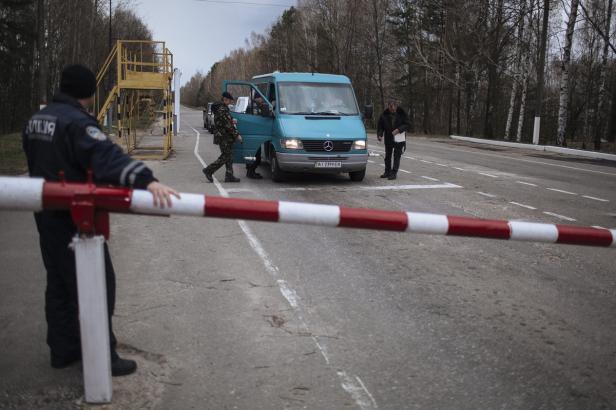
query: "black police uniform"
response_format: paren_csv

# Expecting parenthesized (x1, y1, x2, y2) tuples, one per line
(22, 91, 156, 367)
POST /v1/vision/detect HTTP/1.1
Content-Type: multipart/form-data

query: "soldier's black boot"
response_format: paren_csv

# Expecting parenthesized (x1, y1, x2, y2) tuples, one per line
(388, 172, 397, 180)
(111, 355, 137, 377)
(225, 172, 240, 183)
(246, 168, 263, 179)
(380, 171, 390, 178)
(202, 167, 213, 183)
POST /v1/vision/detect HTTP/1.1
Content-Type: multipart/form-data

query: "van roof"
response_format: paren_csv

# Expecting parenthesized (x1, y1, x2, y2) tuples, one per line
(252, 72, 351, 84)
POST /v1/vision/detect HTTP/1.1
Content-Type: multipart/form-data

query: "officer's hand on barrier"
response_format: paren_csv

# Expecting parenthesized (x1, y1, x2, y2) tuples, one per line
(147, 182, 181, 209)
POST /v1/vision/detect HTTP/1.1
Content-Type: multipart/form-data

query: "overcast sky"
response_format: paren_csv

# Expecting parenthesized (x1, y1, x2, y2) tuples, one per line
(133, 0, 296, 85)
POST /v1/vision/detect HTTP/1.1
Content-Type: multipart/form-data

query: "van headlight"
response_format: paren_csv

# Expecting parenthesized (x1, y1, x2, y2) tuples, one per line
(353, 139, 366, 150)
(281, 138, 303, 150)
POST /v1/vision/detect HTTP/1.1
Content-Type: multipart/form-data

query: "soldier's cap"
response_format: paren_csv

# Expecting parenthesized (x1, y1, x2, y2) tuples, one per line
(60, 64, 97, 99)
(222, 91, 234, 100)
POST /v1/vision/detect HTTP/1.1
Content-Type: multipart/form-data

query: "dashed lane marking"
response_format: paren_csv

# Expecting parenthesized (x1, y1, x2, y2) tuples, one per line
(543, 211, 577, 222)
(477, 191, 497, 198)
(478, 172, 498, 178)
(227, 183, 462, 194)
(583, 195, 609, 202)
(509, 201, 537, 210)
(546, 188, 577, 195)
(421, 176, 440, 181)
(368, 142, 616, 177)
(516, 181, 538, 187)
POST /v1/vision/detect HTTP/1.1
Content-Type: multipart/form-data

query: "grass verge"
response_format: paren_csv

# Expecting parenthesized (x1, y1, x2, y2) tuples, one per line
(0, 133, 27, 175)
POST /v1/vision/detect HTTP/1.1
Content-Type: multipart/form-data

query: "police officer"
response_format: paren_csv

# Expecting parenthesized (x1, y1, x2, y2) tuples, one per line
(202, 92, 242, 183)
(22, 64, 180, 376)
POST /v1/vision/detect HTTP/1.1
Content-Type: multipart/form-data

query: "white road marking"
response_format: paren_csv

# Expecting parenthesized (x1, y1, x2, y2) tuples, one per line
(546, 188, 577, 195)
(516, 181, 538, 187)
(478, 172, 498, 178)
(338, 371, 379, 410)
(370, 141, 616, 177)
(583, 195, 609, 202)
(453, 167, 466, 171)
(398, 169, 412, 174)
(359, 183, 461, 191)
(543, 211, 577, 222)
(436, 163, 448, 167)
(224, 188, 254, 194)
(191, 125, 378, 410)
(227, 183, 462, 194)
(420, 160, 434, 164)
(477, 191, 497, 198)
(405, 156, 417, 160)
(367, 159, 375, 163)
(421, 176, 439, 181)
(509, 201, 537, 210)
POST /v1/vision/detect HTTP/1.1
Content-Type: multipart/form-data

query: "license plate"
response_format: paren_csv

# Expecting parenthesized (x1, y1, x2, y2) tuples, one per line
(315, 161, 342, 168)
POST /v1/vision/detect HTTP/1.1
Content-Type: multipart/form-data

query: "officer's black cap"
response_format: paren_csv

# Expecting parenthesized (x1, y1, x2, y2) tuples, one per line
(222, 91, 234, 100)
(60, 64, 97, 99)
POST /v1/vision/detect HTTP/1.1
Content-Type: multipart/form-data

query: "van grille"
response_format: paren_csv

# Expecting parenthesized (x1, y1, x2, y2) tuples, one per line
(302, 140, 353, 152)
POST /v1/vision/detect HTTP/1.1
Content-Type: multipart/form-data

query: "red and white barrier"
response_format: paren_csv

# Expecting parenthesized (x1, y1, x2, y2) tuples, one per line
(1, 176, 614, 247)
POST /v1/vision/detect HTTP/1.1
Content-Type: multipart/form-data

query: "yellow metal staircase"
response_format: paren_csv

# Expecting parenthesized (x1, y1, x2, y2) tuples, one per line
(95, 40, 174, 160)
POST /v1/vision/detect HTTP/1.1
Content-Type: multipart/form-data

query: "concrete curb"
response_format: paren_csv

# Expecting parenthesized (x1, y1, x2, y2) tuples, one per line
(450, 135, 616, 162)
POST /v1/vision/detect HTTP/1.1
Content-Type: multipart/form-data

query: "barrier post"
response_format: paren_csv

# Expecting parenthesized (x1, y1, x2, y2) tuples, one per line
(72, 235, 113, 403)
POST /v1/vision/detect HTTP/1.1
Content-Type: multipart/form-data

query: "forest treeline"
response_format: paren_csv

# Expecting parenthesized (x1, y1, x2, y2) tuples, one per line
(0, 0, 152, 134)
(182, 0, 616, 150)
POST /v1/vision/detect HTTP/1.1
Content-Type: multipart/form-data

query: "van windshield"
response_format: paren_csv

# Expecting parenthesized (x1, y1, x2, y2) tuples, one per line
(278, 82, 359, 116)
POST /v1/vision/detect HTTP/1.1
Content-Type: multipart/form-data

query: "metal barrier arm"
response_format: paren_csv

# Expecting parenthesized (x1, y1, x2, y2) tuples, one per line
(0, 176, 615, 248)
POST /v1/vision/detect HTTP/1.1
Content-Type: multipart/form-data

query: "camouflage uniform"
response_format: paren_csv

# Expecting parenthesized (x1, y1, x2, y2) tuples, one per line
(205, 103, 239, 176)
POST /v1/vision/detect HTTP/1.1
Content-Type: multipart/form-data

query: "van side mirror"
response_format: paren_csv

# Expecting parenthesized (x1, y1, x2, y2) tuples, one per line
(363, 104, 373, 120)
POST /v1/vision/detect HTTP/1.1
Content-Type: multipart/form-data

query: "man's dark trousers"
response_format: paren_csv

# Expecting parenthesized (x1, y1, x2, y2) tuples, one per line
(205, 140, 234, 175)
(384, 141, 406, 174)
(246, 148, 261, 173)
(35, 211, 118, 362)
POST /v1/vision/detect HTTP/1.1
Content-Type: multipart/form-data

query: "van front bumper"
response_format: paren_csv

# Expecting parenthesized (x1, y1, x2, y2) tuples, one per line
(276, 152, 368, 173)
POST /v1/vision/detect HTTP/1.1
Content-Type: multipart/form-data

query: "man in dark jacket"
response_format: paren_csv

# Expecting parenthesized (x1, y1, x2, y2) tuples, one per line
(377, 101, 410, 180)
(22, 64, 179, 376)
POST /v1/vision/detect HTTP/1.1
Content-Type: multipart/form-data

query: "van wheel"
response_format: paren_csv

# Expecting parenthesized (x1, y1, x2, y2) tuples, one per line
(349, 168, 366, 182)
(270, 153, 285, 182)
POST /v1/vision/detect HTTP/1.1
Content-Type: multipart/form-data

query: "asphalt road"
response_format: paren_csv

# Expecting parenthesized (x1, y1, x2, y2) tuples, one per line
(1, 106, 615, 409)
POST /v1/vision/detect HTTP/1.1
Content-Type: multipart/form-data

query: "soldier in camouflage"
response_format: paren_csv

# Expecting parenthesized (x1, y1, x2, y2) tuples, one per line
(202, 91, 242, 183)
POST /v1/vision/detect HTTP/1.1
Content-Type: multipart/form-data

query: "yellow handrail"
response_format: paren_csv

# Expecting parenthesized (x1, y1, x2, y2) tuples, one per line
(94, 40, 174, 159)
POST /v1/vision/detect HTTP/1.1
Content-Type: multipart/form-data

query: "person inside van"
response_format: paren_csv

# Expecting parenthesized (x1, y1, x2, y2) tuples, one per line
(244, 94, 270, 179)
(377, 100, 410, 180)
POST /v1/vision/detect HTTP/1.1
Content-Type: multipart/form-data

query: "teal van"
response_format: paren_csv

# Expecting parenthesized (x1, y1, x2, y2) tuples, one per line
(224, 72, 368, 182)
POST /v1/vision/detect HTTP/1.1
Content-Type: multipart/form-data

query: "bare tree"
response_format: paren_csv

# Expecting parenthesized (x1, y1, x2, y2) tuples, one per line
(556, 0, 579, 147)
(532, 0, 550, 145)
(593, 0, 613, 149)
